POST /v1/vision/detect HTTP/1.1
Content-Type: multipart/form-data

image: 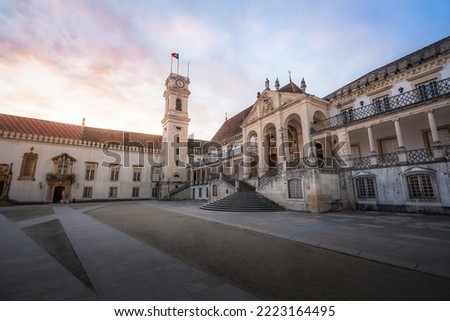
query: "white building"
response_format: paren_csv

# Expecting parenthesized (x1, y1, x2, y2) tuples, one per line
(1, 35, 450, 214)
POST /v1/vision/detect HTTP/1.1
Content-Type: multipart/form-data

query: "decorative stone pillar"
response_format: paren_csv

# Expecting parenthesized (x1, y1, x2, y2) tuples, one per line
(394, 119, 407, 164)
(427, 110, 445, 160)
(336, 129, 352, 168)
(367, 126, 378, 166)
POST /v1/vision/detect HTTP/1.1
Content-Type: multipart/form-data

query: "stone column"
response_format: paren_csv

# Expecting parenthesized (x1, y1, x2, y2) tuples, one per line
(427, 110, 444, 160)
(336, 129, 352, 168)
(394, 119, 407, 164)
(367, 126, 378, 166)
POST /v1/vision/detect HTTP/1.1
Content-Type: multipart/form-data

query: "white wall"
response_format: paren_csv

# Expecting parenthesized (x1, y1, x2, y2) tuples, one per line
(0, 138, 158, 203)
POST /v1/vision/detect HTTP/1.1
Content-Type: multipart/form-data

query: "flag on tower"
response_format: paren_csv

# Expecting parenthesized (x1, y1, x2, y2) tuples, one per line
(171, 52, 179, 59)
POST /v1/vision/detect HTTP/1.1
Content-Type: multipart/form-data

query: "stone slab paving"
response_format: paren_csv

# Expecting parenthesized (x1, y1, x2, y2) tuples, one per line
(143, 200, 450, 279)
(0, 203, 256, 300)
(2, 200, 450, 301)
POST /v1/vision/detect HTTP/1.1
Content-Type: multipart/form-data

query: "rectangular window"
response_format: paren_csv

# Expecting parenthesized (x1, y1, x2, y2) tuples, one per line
(58, 161, 68, 175)
(110, 165, 120, 181)
(83, 187, 93, 198)
(19, 152, 38, 180)
(356, 177, 376, 198)
(379, 137, 398, 154)
(407, 174, 435, 200)
(373, 95, 390, 113)
(133, 168, 141, 182)
(342, 108, 353, 123)
(351, 144, 361, 158)
(426, 127, 450, 146)
(198, 187, 202, 198)
(85, 163, 96, 180)
(288, 178, 303, 199)
(212, 185, 218, 196)
(132, 187, 140, 198)
(417, 80, 439, 101)
(109, 187, 118, 198)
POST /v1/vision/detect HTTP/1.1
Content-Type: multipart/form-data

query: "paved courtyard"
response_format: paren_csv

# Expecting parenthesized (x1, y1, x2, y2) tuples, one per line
(1, 200, 450, 300)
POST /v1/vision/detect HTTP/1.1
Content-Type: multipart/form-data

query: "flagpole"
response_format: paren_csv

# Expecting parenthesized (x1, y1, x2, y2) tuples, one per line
(187, 61, 190, 79)
(170, 56, 173, 74)
(176, 53, 179, 75)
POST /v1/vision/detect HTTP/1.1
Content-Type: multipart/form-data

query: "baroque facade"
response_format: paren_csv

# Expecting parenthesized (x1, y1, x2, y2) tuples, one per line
(1, 36, 450, 214)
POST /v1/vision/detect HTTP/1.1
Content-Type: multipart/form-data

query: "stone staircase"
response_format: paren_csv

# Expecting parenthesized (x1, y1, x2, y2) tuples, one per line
(200, 191, 284, 212)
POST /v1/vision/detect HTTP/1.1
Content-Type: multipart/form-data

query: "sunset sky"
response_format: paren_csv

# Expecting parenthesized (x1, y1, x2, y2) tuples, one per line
(1, 0, 450, 140)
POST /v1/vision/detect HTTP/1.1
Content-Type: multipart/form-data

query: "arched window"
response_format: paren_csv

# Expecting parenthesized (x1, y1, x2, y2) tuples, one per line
(212, 184, 218, 196)
(288, 178, 303, 199)
(176, 98, 182, 111)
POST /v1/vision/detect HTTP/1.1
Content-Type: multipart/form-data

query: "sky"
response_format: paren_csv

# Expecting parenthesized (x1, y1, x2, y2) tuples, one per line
(1, 0, 450, 140)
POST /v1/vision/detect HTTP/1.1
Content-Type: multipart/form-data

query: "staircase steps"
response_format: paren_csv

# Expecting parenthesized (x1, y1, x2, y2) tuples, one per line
(200, 191, 284, 212)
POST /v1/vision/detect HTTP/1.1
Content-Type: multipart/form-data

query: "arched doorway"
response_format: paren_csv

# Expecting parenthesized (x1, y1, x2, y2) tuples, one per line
(248, 132, 259, 177)
(283, 114, 303, 165)
(264, 125, 277, 169)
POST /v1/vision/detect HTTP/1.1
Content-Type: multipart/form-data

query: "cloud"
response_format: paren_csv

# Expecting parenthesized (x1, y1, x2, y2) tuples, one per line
(1, 0, 450, 141)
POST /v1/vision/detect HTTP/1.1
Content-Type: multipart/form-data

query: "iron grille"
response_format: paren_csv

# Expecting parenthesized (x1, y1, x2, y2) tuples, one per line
(444, 145, 450, 159)
(407, 148, 434, 164)
(377, 152, 399, 167)
(352, 156, 371, 169)
(313, 77, 450, 133)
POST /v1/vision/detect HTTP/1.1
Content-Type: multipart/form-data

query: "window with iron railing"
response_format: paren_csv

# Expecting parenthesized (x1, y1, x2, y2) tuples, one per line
(416, 80, 439, 101)
(407, 174, 435, 201)
(355, 177, 376, 199)
(288, 178, 303, 199)
(373, 95, 391, 113)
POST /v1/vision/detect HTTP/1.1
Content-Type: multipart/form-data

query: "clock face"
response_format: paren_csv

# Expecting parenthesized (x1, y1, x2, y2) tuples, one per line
(176, 79, 185, 88)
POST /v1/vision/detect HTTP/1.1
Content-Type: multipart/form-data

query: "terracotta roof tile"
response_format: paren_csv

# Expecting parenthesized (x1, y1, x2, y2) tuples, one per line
(1, 113, 83, 139)
(81, 127, 162, 150)
(278, 82, 302, 93)
(0, 113, 162, 149)
(210, 105, 253, 143)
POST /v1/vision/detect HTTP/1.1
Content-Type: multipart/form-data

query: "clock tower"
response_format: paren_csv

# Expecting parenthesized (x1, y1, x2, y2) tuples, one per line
(160, 73, 191, 198)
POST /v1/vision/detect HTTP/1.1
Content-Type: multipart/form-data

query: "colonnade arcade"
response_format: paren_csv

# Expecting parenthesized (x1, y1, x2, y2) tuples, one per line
(243, 112, 308, 178)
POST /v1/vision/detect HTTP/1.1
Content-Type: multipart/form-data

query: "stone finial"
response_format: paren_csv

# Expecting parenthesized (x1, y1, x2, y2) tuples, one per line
(257, 91, 261, 98)
(300, 77, 306, 91)
(275, 78, 280, 90)
(265, 78, 270, 90)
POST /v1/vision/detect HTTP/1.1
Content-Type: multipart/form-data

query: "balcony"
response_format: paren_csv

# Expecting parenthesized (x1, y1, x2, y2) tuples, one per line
(312, 77, 450, 133)
(46, 173, 75, 183)
(351, 146, 449, 170)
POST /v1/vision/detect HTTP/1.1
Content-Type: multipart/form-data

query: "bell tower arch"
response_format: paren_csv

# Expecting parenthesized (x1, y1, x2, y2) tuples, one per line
(160, 73, 191, 198)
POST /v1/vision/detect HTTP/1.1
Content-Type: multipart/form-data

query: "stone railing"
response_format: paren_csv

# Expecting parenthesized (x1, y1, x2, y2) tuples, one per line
(259, 163, 284, 187)
(351, 146, 449, 169)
